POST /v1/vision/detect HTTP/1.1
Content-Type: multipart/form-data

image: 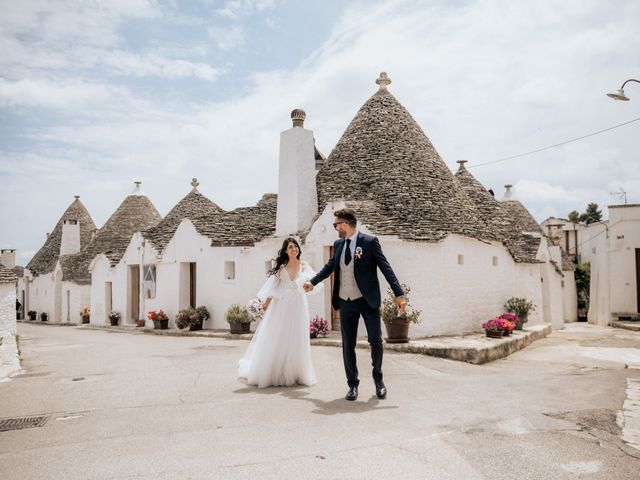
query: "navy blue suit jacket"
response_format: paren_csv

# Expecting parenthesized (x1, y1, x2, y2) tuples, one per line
(310, 232, 404, 310)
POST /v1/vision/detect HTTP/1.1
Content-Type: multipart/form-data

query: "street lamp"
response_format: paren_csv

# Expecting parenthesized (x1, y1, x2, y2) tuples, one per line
(606, 78, 640, 101)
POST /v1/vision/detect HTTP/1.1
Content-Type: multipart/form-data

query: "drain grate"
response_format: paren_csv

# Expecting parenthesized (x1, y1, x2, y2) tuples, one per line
(0, 416, 49, 432)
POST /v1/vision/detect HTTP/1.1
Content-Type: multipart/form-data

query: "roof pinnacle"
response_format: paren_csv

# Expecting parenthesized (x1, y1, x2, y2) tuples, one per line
(376, 72, 392, 90)
(191, 178, 200, 191)
(456, 160, 468, 171)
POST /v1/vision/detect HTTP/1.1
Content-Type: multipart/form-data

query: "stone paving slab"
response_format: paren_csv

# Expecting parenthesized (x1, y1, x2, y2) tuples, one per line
(66, 321, 551, 365)
(620, 378, 640, 451)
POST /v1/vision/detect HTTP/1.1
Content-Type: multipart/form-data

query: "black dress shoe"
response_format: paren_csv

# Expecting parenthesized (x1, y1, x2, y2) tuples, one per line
(345, 387, 358, 401)
(375, 383, 387, 399)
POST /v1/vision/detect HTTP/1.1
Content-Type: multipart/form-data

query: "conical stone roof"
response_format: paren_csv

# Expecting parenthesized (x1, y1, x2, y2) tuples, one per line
(316, 73, 489, 242)
(144, 179, 224, 253)
(454, 162, 541, 263)
(26, 196, 96, 276)
(65, 191, 162, 283)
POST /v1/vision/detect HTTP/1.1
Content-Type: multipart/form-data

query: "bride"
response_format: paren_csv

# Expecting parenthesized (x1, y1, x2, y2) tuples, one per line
(238, 237, 322, 388)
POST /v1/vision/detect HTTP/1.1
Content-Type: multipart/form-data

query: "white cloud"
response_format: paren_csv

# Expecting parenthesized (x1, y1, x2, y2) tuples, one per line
(215, 0, 277, 18)
(207, 25, 246, 50)
(0, 77, 123, 109)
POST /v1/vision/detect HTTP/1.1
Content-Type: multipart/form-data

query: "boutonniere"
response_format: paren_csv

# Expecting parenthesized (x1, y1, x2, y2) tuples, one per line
(354, 246, 363, 260)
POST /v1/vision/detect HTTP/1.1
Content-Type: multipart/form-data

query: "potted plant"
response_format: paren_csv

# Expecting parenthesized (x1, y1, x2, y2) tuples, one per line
(108, 311, 121, 326)
(80, 307, 90, 324)
(504, 297, 536, 330)
(498, 313, 518, 335)
(381, 284, 421, 343)
(193, 306, 209, 331)
(28, 310, 37, 321)
(40, 312, 48, 322)
(310, 315, 330, 338)
(175, 306, 209, 331)
(135, 318, 146, 327)
(481, 317, 509, 338)
(225, 303, 252, 334)
(148, 309, 169, 330)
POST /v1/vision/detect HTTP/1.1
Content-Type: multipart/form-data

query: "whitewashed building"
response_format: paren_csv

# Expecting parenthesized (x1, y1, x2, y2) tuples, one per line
(580, 204, 640, 325)
(89, 73, 569, 337)
(22, 196, 96, 323)
(0, 264, 17, 339)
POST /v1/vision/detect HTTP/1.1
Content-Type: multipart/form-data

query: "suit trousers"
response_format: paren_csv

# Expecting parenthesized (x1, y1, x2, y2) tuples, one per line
(339, 297, 383, 388)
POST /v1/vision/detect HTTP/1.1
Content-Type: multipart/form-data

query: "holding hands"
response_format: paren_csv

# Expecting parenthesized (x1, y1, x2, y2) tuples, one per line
(303, 281, 314, 292)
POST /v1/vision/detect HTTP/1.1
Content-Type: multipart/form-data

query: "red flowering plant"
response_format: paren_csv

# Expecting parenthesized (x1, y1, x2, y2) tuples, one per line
(499, 313, 519, 332)
(482, 317, 510, 334)
(310, 315, 330, 337)
(147, 309, 168, 322)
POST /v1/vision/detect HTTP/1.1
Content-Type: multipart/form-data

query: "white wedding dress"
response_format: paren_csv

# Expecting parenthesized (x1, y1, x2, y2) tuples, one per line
(238, 263, 322, 388)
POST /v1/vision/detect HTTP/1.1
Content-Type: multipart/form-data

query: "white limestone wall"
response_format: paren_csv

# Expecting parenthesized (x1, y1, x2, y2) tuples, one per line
(60, 282, 91, 323)
(28, 273, 56, 321)
(0, 282, 16, 338)
(562, 270, 578, 322)
(608, 206, 640, 315)
(515, 263, 544, 325)
(275, 126, 317, 236)
(587, 231, 610, 326)
(60, 221, 81, 255)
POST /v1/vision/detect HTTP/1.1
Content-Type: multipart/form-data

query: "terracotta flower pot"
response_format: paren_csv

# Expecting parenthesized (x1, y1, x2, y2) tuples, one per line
(229, 322, 251, 334)
(485, 330, 504, 338)
(136, 319, 146, 327)
(383, 318, 410, 343)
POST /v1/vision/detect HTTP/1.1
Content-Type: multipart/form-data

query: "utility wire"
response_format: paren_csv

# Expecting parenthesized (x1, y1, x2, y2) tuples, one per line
(468, 116, 640, 169)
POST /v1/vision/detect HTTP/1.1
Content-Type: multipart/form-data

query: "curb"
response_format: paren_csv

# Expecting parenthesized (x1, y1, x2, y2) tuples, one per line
(0, 334, 22, 382)
(611, 321, 640, 332)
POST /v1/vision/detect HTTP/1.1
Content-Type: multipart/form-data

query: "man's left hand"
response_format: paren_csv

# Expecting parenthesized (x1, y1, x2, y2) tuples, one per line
(396, 295, 407, 315)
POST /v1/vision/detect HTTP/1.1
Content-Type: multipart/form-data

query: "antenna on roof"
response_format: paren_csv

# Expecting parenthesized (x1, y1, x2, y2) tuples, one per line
(609, 186, 627, 204)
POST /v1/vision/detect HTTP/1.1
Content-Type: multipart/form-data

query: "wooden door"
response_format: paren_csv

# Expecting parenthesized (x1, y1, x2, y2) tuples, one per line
(190, 262, 197, 308)
(130, 265, 140, 321)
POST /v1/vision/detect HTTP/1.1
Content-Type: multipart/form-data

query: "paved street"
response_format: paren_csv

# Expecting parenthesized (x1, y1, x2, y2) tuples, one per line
(1, 323, 640, 479)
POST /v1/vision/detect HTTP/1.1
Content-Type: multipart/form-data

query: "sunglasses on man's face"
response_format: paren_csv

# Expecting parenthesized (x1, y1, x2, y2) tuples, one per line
(333, 221, 346, 228)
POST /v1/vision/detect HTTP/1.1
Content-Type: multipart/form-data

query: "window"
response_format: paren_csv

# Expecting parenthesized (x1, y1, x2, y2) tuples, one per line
(224, 261, 236, 280)
(143, 265, 156, 299)
(457, 254, 464, 265)
(492, 256, 498, 266)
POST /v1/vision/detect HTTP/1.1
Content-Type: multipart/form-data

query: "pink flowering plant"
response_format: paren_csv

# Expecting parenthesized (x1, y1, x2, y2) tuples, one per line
(245, 298, 264, 321)
(310, 315, 330, 337)
(482, 317, 509, 334)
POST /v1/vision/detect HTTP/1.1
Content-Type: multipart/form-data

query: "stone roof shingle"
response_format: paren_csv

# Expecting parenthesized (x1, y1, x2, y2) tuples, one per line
(26, 197, 96, 276)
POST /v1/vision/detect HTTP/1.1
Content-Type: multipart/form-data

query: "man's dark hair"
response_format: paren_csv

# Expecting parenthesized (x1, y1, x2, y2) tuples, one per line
(334, 208, 357, 227)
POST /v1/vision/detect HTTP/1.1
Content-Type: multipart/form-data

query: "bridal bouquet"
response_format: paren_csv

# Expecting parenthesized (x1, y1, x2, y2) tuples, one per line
(246, 298, 265, 321)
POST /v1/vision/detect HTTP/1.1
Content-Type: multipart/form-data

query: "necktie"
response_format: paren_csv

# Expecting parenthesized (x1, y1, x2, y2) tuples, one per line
(344, 239, 352, 265)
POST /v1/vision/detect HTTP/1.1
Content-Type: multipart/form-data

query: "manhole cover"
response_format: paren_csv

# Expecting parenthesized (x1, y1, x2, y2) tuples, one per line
(0, 416, 49, 432)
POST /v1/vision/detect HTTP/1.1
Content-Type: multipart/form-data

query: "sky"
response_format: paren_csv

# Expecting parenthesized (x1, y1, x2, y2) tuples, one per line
(1, 0, 639, 266)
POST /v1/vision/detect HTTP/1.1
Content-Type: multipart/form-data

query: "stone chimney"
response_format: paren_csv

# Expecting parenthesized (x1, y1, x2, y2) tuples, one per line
(275, 109, 318, 236)
(0, 249, 16, 268)
(60, 219, 81, 255)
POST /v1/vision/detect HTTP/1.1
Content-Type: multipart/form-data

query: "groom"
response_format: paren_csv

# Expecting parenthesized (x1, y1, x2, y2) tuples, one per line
(303, 208, 406, 401)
